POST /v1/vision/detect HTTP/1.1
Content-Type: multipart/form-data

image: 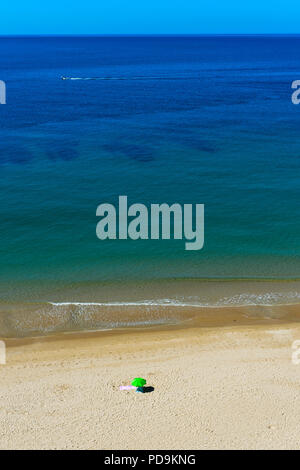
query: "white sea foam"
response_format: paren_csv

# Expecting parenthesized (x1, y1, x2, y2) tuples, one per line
(48, 290, 300, 308)
(2, 290, 300, 338)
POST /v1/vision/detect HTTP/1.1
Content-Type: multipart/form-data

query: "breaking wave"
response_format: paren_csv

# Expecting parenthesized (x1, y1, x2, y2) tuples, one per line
(0, 289, 300, 338)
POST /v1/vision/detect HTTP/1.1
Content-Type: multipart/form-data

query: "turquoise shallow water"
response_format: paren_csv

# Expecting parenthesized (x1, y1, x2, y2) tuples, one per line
(1, 36, 300, 335)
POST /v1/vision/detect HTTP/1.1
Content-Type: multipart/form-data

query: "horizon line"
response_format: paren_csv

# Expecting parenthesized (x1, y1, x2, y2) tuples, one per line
(1, 33, 300, 37)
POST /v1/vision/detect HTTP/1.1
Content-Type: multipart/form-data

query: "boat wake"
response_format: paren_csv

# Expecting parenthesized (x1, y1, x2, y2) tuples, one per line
(61, 76, 200, 81)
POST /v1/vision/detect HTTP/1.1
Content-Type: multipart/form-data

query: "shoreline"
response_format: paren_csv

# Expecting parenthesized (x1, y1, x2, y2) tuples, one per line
(2, 278, 300, 339)
(2, 301, 300, 342)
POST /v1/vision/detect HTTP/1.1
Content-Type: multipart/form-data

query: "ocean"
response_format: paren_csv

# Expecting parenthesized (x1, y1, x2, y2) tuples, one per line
(1, 35, 300, 337)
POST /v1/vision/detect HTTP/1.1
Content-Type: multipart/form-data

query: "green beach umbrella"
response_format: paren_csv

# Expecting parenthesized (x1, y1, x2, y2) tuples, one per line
(131, 377, 146, 387)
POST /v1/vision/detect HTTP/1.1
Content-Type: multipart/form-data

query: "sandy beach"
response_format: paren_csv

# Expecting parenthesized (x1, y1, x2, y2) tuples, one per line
(1, 311, 300, 450)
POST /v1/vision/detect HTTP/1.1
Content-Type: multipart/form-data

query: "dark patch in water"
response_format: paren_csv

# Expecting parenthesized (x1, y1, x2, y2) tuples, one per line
(47, 147, 78, 161)
(46, 140, 79, 161)
(0, 144, 33, 165)
(196, 145, 216, 154)
(182, 138, 217, 154)
(103, 142, 155, 162)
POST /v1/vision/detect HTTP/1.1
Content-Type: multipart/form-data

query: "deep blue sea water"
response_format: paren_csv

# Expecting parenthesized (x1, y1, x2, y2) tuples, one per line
(1, 36, 300, 335)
